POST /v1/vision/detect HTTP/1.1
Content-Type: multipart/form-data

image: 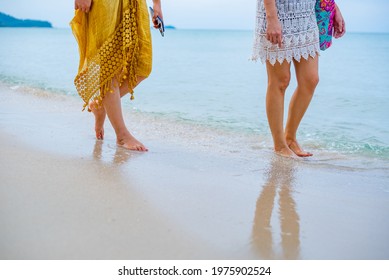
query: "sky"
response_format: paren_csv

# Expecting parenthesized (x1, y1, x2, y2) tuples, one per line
(0, 0, 388, 33)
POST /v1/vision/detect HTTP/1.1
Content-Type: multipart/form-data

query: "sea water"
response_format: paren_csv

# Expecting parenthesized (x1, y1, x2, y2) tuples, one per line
(1, 28, 389, 171)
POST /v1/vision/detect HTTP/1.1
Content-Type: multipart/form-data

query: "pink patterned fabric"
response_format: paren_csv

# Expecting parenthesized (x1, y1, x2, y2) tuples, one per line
(315, 0, 336, 50)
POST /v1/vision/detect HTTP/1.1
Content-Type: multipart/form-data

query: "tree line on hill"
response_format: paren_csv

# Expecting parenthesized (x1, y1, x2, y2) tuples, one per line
(0, 12, 52, 28)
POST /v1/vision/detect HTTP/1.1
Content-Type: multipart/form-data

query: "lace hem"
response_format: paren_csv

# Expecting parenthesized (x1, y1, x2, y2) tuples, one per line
(252, 0, 320, 65)
(252, 29, 320, 65)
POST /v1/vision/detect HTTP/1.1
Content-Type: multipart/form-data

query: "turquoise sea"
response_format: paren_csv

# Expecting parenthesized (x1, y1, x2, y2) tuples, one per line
(1, 28, 389, 171)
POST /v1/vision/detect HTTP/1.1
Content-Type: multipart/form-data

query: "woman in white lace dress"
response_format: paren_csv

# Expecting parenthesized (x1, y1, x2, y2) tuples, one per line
(253, 0, 345, 157)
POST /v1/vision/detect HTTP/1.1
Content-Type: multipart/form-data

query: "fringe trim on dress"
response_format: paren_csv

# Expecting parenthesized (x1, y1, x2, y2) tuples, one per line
(73, 0, 140, 111)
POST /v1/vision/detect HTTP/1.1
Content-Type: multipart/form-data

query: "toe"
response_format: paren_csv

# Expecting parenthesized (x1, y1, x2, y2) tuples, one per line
(96, 130, 103, 140)
(298, 151, 313, 157)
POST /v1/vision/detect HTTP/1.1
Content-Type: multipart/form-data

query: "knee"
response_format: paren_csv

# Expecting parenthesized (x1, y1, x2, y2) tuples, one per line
(302, 74, 319, 92)
(279, 75, 291, 92)
(268, 73, 291, 93)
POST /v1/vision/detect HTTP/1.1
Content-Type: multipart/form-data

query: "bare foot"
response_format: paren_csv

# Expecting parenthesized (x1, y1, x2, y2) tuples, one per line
(274, 146, 296, 158)
(117, 133, 148, 152)
(287, 139, 313, 157)
(89, 100, 106, 140)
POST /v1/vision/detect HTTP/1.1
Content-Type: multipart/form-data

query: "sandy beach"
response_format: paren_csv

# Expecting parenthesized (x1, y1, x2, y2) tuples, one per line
(1, 83, 389, 260)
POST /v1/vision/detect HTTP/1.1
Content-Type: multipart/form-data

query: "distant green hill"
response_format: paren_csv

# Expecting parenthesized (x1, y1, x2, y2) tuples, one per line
(0, 12, 52, 28)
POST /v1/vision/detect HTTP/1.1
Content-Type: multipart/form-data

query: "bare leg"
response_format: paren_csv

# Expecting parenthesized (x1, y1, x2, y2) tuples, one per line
(89, 100, 106, 140)
(103, 79, 148, 152)
(285, 56, 319, 157)
(265, 61, 294, 157)
(119, 76, 146, 97)
(89, 76, 146, 141)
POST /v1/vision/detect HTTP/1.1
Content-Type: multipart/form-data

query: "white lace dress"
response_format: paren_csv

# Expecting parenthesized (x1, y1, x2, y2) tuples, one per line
(253, 0, 320, 65)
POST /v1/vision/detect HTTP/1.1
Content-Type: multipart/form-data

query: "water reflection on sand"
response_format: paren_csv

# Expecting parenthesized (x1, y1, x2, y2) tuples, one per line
(252, 157, 300, 259)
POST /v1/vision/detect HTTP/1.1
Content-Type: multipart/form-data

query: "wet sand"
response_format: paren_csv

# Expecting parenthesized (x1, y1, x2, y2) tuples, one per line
(1, 84, 388, 259)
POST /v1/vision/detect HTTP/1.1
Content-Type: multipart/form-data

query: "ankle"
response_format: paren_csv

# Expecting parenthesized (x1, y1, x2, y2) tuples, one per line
(274, 145, 295, 157)
(116, 129, 131, 140)
(285, 133, 296, 143)
(274, 143, 289, 152)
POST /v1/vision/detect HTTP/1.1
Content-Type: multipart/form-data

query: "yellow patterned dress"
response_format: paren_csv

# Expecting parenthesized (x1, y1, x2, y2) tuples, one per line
(70, 0, 152, 110)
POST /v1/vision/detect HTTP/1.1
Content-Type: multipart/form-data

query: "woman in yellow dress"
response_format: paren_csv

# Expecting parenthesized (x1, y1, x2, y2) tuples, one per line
(71, 0, 163, 151)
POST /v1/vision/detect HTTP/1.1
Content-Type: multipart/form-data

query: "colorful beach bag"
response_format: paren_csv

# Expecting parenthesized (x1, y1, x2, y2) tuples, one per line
(315, 0, 336, 50)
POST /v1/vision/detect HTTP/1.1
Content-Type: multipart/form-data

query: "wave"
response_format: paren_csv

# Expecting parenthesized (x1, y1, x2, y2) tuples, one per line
(1, 78, 389, 172)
